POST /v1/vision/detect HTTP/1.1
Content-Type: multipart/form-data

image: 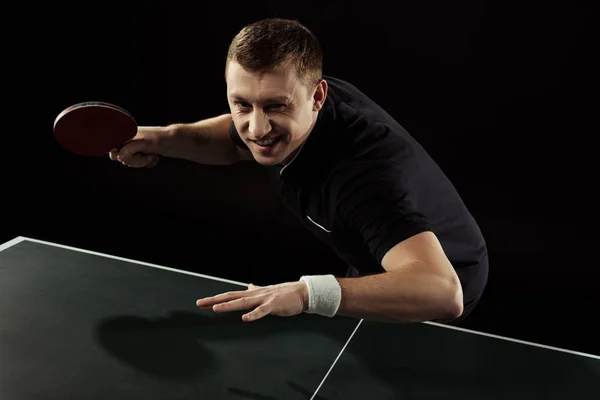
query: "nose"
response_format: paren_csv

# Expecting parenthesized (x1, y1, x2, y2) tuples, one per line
(248, 110, 272, 139)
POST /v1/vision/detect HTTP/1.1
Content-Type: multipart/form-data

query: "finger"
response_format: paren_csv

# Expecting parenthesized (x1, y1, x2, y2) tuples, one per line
(213, 296, 261, 313)
(146, 155, 160, 168)
(243, 302, 273, 322)
(118, 140, 149, 163)
(124, 153, 154, 168)
(196, 291, 243, 308)
(108, 149, 119, 161)
(247, 283, 262, 290)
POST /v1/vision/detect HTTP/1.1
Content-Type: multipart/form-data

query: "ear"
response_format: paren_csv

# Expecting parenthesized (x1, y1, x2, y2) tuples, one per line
(312, 79, 328, 111)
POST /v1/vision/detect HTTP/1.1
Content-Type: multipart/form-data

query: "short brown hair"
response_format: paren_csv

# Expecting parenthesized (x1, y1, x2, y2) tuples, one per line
(225, 18, 323, 87)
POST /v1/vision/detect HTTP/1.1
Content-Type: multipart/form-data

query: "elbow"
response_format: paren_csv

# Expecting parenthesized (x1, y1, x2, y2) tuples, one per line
(445, 297, 464, 320)
(438, 276, 464, 320)
(406, 274, 464, 323)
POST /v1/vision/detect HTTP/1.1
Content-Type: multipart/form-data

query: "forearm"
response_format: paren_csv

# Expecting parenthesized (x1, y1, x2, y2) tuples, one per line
(335, 264, 463, 323)
(162, 114, 243, 165)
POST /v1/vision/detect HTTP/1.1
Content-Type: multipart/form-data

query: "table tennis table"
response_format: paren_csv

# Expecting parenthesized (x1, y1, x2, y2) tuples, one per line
(1, 236, 598, 399)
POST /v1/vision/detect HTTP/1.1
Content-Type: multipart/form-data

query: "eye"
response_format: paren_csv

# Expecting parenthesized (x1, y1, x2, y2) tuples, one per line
(234, 101, 251, 109)
(268, 104, 287, 111)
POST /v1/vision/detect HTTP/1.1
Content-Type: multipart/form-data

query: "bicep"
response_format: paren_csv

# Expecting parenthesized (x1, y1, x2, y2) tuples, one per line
(380, 231, 454, 276)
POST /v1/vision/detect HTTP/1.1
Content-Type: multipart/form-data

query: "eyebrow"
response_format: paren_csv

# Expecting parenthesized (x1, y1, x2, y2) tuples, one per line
(230, 95, 291, 104)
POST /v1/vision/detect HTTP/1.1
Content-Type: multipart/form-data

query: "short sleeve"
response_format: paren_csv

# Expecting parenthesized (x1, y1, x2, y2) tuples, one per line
(334, 161, 432, 264)
(229, 120, 249, 150)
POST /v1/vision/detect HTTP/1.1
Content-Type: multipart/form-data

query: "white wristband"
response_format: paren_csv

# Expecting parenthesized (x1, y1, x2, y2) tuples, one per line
(299, 275, 342, 317)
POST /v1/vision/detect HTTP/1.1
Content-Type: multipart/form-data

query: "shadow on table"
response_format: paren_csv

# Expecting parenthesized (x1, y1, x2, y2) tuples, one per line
(94, 310, 600, 399)
(94, 310, 347, 399)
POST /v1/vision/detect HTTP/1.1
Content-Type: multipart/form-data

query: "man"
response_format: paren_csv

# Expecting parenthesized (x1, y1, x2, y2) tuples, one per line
(110, 18, 488, 325)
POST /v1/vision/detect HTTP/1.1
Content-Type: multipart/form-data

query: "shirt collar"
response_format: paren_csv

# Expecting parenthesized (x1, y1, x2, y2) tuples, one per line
(279, 139, 307, 175)
(277, 101, 331, 177)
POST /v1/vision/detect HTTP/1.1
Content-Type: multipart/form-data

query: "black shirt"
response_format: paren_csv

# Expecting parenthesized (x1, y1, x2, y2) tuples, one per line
(230, 75, 488, 304)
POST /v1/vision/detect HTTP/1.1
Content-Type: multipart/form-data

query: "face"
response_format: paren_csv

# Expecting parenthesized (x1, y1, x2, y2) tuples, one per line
(225, 61, 327, 166)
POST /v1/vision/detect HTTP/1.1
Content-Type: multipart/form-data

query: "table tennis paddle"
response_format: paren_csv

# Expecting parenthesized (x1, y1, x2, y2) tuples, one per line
(53, 101, 138, 157)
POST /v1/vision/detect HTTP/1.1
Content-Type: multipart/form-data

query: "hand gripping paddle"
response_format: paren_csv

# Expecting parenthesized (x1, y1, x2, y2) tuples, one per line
(53, 101, 138, 157)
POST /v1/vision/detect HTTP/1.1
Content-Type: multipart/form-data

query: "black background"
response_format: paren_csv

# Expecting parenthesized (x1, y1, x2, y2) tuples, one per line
(3, 2, 598, 355)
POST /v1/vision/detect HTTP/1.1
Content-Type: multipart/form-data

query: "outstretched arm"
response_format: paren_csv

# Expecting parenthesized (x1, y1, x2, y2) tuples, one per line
(112, 114, 255, 167)
(163, 114, 254, 165)
(195, 231, 463, 323)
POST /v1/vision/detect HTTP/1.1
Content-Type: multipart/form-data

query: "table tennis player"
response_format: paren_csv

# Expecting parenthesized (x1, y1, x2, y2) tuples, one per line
(109, 18, 489, 326)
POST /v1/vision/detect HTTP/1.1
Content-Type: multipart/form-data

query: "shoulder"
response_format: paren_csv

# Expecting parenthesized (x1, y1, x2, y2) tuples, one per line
(322, 76, 421, 157)
(316, 76, 433, 192)
(326, 124, 422, 218)
(330, 121, 420, 188)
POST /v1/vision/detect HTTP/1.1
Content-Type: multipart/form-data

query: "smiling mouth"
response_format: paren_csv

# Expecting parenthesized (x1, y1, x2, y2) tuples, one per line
(253, 136, 283, 148)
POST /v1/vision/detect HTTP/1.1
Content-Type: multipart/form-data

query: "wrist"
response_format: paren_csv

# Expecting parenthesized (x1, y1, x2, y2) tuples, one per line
(159, 123, 180, 156)
(299, 275, 342, 317)
(299, 280, 309, 312)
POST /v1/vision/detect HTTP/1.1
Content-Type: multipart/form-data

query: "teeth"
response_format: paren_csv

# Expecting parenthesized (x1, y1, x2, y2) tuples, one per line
(256, 137, 277, 146)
